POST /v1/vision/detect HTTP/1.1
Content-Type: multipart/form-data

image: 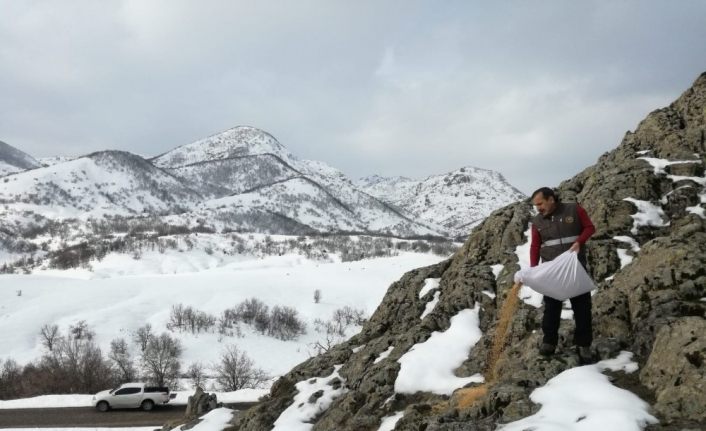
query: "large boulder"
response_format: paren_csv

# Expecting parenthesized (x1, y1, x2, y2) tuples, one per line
(185, 386, 219, 419)
(640, 317, 706, 423)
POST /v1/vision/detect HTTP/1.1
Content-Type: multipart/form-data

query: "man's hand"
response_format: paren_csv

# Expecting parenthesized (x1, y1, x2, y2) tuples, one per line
(569, 241, 581, 253)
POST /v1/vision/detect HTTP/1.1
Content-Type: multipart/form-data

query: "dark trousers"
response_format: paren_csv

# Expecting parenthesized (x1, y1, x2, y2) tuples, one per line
(542, 292, 592, 347)
(541, 256, 593, 347)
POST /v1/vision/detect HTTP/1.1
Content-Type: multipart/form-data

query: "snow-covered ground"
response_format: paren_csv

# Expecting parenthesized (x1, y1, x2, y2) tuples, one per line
(395, 306, 484, 395)
(0, 250, 446, 406)
(499, 352, 657, 431)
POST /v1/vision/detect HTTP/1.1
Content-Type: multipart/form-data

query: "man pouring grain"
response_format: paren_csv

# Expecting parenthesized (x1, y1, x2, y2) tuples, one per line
(530, 187, 596, 364)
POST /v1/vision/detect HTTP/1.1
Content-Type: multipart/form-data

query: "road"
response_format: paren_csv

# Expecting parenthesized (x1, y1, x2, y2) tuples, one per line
(0, 403, 257, 428)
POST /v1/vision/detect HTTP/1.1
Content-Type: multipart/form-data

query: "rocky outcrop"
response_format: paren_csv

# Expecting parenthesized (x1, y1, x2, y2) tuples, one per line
(640, 317, 705, 423)
(231, 72, 706, 430)
(162, 387, 220, 431)
(185, 386, 219, 419)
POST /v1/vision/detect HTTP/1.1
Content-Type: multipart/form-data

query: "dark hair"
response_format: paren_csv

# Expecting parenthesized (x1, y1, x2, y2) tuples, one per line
(531, 187, 560, 202)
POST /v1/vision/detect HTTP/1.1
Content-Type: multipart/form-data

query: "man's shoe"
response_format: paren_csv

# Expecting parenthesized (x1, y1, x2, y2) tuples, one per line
(577, 346, 594, 364)
(539, 343, 556, 356)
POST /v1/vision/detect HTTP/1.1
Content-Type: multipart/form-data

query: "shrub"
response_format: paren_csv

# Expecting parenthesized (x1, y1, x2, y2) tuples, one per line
(332, 306, 366, 327)
(253, 310, 271, 334)
(213, 345, 269, 391)
(268, 306, 306, 341)
(217, 312, 242, 338)
(237, 298, 269, 326)
(167, 304, 217, 334)
(310, 306, 368, 356)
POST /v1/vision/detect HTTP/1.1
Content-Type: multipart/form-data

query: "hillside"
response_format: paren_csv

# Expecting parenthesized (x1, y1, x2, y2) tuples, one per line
(152, 125, 445, 238)
(358, 167, 526, 239)
(230, 73, 706, 430)
(0, 140, 42, 176)
(0, 150, 202, 220)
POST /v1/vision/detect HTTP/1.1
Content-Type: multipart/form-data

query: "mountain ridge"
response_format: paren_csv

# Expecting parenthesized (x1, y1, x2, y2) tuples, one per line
(0, 126, 526, 253)
(358, 166, 527, 238)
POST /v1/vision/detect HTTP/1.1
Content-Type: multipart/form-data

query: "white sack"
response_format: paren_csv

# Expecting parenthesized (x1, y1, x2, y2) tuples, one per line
(513, 251, 596, 301)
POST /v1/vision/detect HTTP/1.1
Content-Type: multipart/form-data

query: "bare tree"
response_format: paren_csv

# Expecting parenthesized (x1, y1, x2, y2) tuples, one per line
(186, 362, 206, 390)
(314, 289, 321, 304)
(213, 345, 269, 391)
(44, 333, 114, 394)
(0, 359, 22, 399)
(69, 320, 94, 340)
(140, 333, 182, 387)
(133, 324, 153, 352)
(40, 324, 60, 352)
(167, 304, 186, 332)
(307, 332, 339, 357)
(308, 307, 367, 357)
(109, 338, 136, 383)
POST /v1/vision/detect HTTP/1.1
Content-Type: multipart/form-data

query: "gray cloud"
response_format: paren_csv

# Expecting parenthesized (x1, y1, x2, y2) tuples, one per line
(1, 0, 705, 193)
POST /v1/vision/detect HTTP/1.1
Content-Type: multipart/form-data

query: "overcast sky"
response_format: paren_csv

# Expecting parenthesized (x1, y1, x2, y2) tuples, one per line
(1, 1, 705, 193)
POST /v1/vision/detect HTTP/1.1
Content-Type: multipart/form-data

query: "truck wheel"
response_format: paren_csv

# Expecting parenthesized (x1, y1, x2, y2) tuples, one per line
(96, 401, 110, 412)
(141, 399, 155, 411)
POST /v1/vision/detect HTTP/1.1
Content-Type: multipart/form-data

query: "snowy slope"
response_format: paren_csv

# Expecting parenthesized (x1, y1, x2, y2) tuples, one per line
(356, 174, 413, 192)
(0, 251, 446, 382)
(38, 156, 75, 167)
(357, 166, 526, 237)
(296, 161, 441, 236)
(0, 140, 42, 176)
(0, 151, 203, 220)
(202, 177, 368, 232)
(163, 153, 300, 198)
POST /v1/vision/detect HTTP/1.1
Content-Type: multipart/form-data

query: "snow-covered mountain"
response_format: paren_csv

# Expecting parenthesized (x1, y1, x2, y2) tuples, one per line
(153, 126, 443, 238)
(0, 150, 202, 221)
(0, 127, 525, 249)
(357, 166, 526, 238)
(152, 126, 296, 168)
(0, 140, 42, 176)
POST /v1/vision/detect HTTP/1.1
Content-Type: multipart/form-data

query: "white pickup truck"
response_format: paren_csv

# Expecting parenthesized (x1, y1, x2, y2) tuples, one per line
(93, 382, 171, 412)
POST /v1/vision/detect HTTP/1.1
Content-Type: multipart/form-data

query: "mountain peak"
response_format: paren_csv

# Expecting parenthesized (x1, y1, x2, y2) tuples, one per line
(152, 125, 295, 169)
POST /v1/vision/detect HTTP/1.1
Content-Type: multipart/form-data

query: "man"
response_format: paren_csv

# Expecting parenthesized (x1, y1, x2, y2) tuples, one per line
(530, 187, 596, 364)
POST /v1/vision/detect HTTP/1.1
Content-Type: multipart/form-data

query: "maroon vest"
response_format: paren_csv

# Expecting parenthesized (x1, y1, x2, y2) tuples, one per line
(531, 202, 585, 262)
